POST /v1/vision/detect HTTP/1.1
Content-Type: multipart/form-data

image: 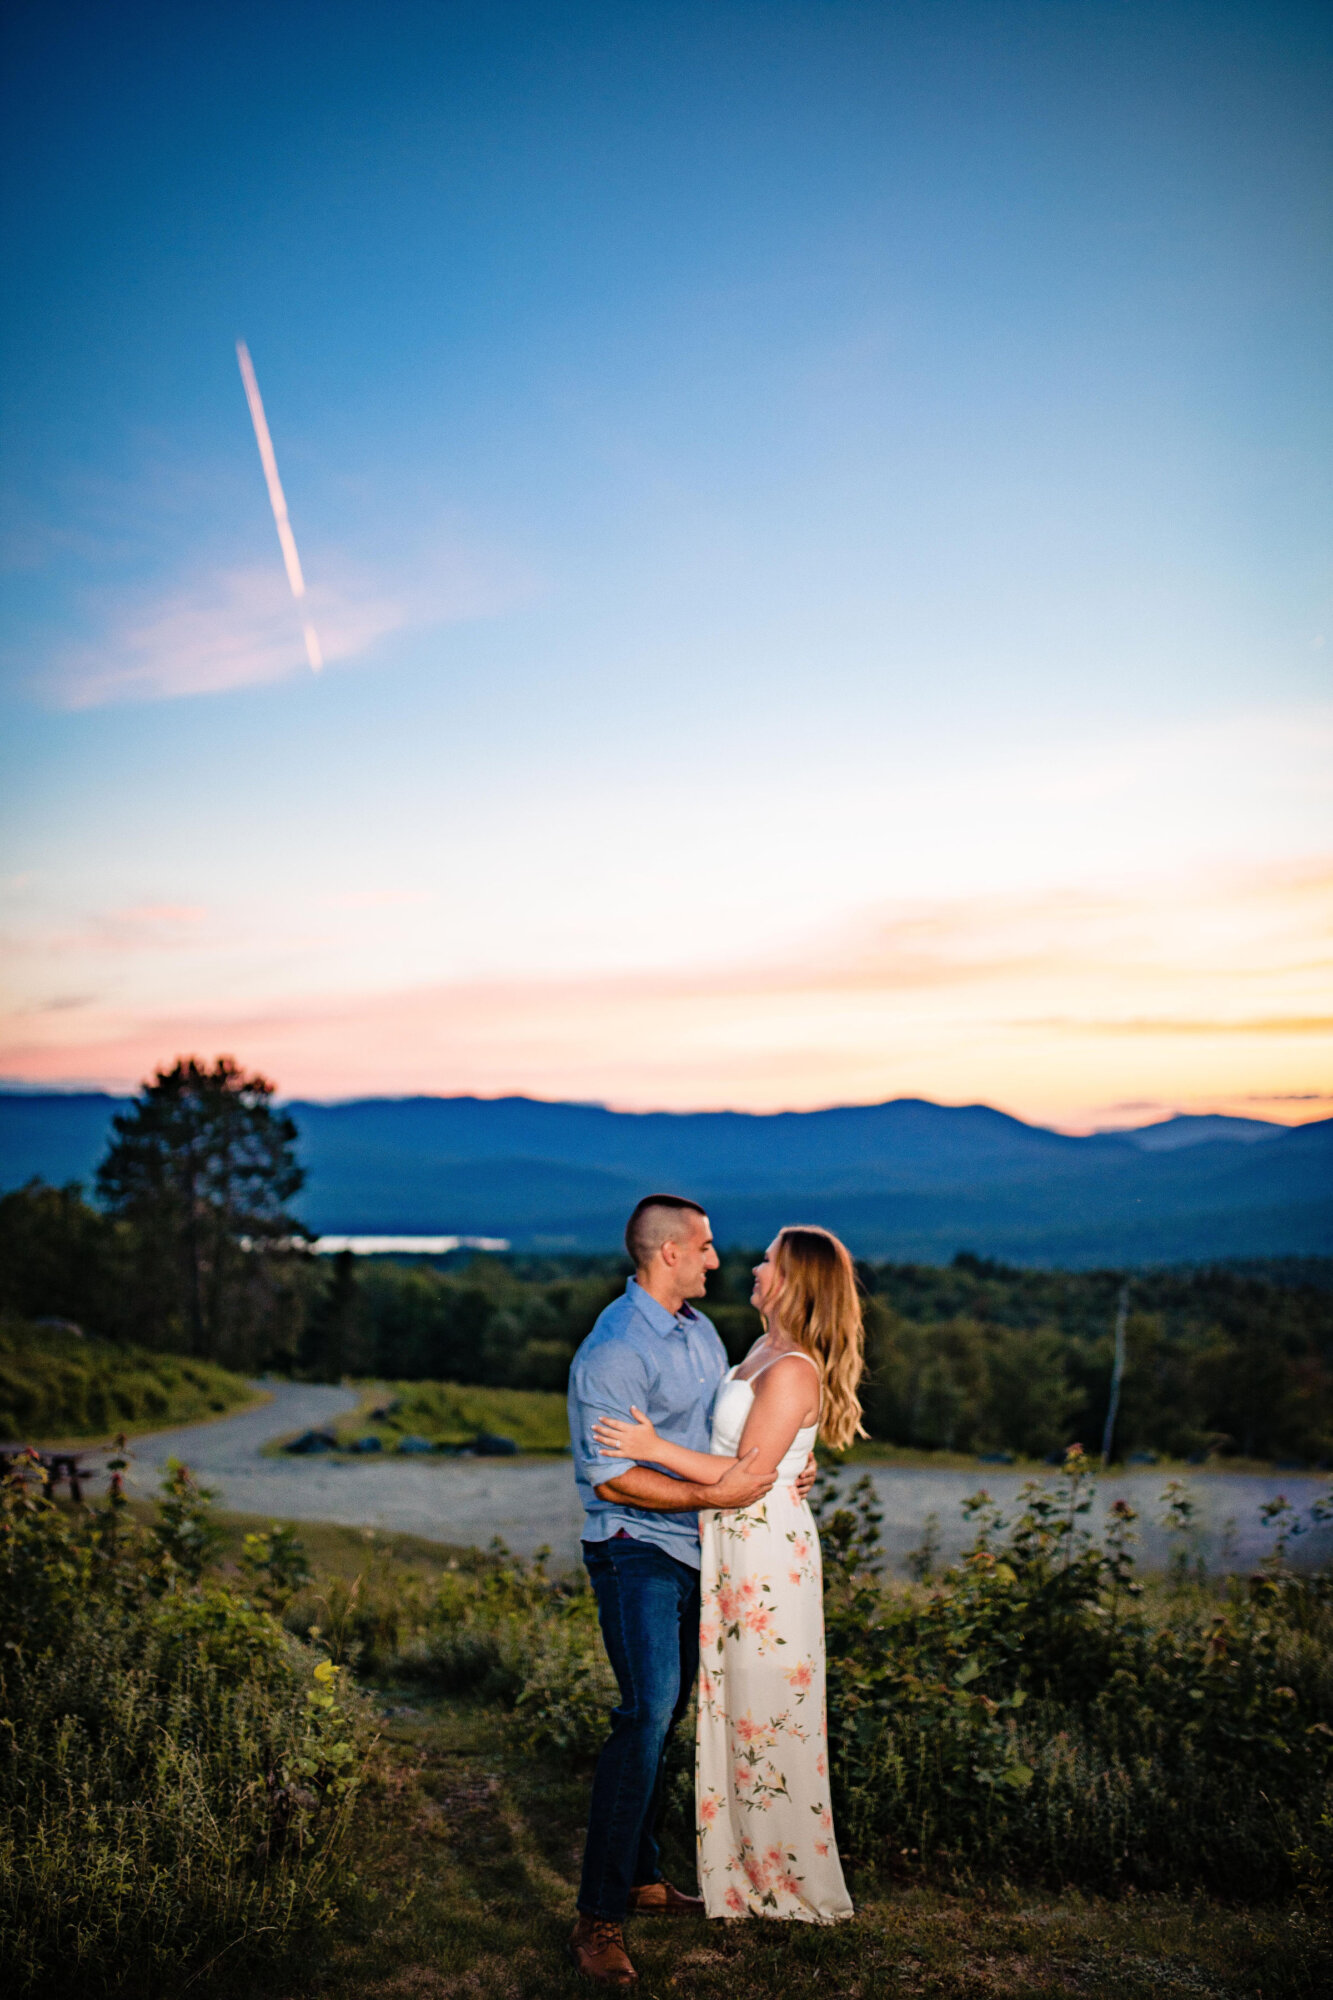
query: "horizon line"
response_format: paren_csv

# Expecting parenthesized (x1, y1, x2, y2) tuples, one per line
(1, 1077, 1326, 1138)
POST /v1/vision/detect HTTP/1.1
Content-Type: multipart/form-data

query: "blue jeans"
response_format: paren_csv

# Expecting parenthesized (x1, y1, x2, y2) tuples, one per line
(578, 1535, 701, 1919)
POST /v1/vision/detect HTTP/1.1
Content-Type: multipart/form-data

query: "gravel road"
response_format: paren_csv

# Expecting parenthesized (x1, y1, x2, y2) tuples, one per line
(102, 1379, 1332, 1575)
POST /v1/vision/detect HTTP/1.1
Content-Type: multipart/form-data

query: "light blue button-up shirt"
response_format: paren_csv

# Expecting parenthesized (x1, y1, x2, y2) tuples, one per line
(568, 1277, 729, 1569)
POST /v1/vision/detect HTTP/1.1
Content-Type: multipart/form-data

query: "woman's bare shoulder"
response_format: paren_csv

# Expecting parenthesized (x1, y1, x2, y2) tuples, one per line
(750, 1351, 820, 1406)
(764, 1349, 820, 1378)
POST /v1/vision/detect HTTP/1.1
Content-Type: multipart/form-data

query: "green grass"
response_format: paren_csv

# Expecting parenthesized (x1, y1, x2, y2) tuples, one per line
(328, 1380, 571, 1455)
(188, 1508, 1332, 1998)
(13, 1489, 1328, 1999)
(277, 1695, 1332, 2000)
(314, 1389, 1299, 1476)
(0, 1315, 259, 1441)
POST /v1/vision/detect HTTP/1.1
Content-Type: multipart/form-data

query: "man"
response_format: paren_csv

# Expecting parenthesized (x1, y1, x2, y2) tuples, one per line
(566, 1194, 817, 1986)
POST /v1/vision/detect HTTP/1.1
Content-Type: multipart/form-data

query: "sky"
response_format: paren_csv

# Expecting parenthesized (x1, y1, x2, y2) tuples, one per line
(1, 0, 1329, 1130)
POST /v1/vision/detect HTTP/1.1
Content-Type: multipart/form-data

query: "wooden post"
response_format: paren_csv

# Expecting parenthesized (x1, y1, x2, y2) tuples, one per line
(1101, 1280, 1130, 1468)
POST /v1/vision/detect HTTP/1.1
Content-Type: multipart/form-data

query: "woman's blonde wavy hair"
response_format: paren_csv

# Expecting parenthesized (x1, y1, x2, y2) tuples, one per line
(765, 1225, 867, 1451)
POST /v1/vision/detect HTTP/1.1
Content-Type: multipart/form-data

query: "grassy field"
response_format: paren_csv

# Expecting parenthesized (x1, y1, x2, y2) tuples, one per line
(293, 1696, 1330, 2000)
(9, 1481, 1330, 1998)
(327, 1379, 572, 1454)
(158, 1518, 1329, 2000)
(0, 1315, 259, 1441)
(315, 1385, 1291, 1476)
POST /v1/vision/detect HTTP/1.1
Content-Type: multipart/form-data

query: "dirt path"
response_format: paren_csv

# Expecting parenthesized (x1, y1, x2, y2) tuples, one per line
(102, 1380, 1333, 1573)
(114, 1378, 589, 1552)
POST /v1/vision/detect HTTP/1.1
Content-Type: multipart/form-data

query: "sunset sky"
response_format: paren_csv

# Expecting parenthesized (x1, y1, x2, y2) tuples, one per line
(1, 0, 1329, 1130)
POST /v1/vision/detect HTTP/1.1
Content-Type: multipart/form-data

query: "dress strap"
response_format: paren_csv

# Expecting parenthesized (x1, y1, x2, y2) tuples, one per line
(745, 1347, 822, 1384)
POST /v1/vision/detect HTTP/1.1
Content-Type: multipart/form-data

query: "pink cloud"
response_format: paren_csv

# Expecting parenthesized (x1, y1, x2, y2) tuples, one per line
(2, 859, 1329, 1126)
(41, 520, 534, 708)
(111, 904, 208, 926)
(51, 564, 406, 707)
(322, 889, 434, 911)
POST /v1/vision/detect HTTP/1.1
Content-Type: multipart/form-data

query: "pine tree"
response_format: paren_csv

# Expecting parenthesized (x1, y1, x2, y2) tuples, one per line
(97, 1057, 306, 1360)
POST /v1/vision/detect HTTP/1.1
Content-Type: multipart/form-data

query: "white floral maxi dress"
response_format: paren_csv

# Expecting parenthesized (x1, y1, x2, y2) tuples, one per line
(695, 1364, 854, 1922)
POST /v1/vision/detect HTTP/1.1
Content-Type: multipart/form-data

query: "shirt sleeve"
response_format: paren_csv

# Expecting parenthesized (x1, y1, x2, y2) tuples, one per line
(571, 1340, 652, 1488)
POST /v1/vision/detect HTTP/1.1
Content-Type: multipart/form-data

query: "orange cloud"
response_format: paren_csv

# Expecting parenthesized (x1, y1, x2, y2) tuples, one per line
(1019, 1016, 1333, 1036)
(2, 857, 1329, 1130)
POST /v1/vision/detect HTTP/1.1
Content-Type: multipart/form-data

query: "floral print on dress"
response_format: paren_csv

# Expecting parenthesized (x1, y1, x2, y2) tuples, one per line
(704, 1561, 787, 1658)
(695, 1368, 853, 1924)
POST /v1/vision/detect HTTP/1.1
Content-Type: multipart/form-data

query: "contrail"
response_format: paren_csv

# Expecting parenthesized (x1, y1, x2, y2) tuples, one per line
(235, 340, 322, 671)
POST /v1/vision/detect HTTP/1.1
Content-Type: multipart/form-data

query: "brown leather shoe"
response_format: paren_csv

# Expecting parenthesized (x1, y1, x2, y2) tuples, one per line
(627, 1878, 705, 1916)
(569, 1914, 638, 1985)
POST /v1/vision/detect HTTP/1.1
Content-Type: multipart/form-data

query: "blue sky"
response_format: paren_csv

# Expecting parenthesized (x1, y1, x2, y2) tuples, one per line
(2, 0, 1329, 1123)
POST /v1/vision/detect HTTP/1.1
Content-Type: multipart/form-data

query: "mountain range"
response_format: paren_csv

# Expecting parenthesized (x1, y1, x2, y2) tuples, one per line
(1, 1090, 1328, 1267)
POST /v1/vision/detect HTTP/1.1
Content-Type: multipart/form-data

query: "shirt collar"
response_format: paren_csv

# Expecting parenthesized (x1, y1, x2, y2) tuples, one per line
(626, 1276, 696, 1337)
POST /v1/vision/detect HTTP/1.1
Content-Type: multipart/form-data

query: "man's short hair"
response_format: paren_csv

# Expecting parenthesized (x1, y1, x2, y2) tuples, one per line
(625, 1194, 708, 1269)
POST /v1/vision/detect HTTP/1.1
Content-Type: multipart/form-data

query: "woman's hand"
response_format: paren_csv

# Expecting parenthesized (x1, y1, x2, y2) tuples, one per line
(592, 1405, 661, 1460)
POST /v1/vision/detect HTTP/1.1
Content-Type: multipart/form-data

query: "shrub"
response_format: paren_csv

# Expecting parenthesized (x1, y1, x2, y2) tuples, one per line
(0, 1457, 374, 1994)
(240, 1522, 315, 1611)
(514, 1603, 617, 1757)
(815, 1454, 1333, 1896)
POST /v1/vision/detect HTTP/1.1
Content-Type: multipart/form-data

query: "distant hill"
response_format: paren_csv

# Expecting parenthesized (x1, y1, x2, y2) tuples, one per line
(1111, 1114, 1287, 1152)
(1, 1089, 1327, 1267)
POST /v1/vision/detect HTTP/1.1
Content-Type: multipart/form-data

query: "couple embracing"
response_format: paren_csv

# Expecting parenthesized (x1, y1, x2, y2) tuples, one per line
(566, 1194, 866, 1985)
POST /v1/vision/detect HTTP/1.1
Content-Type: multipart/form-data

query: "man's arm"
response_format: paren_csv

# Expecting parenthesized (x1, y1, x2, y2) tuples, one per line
(595, 1454, 775, 1514)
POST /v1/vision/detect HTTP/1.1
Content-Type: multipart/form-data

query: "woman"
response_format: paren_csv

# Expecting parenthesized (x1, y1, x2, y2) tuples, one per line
(592, 1224, 865, 1922)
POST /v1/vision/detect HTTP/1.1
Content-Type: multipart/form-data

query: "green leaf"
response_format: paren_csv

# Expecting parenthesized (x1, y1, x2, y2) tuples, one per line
(954, 1657, 982, 1686)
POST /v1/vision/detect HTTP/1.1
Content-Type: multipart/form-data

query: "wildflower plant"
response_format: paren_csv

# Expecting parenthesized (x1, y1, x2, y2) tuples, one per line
(810, 1454, 1333, 1895)
(0, 1452, 373, 1991)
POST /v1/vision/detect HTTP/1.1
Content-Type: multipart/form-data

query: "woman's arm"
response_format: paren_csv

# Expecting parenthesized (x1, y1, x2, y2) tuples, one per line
(735, 1356, 820, 1477)
(593, 1357, 819, 1486)
(592, 1407, 740, 1485)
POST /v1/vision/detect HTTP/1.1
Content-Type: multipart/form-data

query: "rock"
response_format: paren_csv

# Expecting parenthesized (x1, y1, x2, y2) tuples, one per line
(471, 1433, 519, 1457)
(283, 1429, 337, 1455)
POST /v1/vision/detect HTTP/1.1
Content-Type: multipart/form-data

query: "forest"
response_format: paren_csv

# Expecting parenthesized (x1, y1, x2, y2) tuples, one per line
(1, 1057, 1328, 1464)
(3, 1174, 1330, 1464)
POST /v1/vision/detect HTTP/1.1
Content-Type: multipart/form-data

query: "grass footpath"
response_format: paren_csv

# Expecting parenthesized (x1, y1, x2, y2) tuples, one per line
(293, 1695, 1329, 2000)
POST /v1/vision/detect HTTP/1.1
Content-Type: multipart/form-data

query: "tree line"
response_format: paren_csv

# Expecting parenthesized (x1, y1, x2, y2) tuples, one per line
(1, 1057, 1330, 1463)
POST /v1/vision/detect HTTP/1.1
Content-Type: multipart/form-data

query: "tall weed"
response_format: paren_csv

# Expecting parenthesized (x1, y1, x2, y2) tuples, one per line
(815, 1453, 1333, 1895)
(0, 1457, 373, 1994)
